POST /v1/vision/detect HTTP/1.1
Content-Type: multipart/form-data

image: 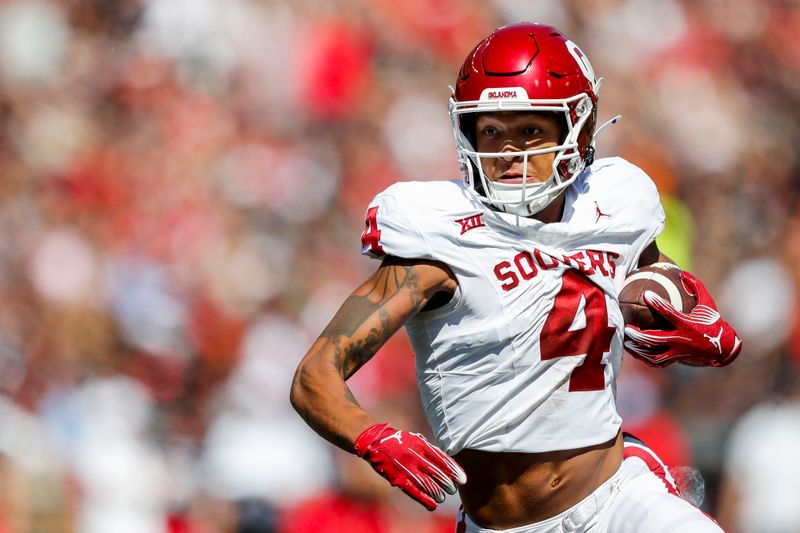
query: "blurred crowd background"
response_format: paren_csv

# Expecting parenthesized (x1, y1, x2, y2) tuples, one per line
(0, 0, 799, 532)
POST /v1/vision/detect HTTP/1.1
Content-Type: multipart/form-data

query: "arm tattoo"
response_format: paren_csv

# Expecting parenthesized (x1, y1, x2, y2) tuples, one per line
(320, 263, 424, 379)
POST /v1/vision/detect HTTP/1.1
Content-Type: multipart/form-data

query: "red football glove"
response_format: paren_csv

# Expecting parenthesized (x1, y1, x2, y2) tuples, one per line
(624, 271, 742, 368)
(353, 422, 467, 511)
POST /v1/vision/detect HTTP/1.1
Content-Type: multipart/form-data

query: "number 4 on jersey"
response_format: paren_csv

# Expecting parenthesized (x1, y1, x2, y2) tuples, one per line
(540, 270, 615, 392)
(361, 206, 385, 257)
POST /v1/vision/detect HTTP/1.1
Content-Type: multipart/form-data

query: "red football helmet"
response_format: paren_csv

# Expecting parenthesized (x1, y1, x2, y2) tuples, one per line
(450, 23, 601, 216)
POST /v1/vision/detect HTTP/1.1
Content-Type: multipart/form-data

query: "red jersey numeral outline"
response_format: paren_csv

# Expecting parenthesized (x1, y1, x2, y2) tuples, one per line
(361, 205, 385, 256)
(540, 270, 615, 392)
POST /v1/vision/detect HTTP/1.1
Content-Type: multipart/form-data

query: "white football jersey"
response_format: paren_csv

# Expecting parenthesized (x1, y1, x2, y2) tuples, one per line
(360, 157, 665, 455)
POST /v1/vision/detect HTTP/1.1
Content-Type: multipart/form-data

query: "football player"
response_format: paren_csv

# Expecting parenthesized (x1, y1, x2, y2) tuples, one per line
(291, 23, 741, 532)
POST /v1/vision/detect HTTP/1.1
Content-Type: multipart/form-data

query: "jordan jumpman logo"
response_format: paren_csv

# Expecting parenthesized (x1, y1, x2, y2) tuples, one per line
(595, 201, 611, 223)
(704, 327, 724, 354)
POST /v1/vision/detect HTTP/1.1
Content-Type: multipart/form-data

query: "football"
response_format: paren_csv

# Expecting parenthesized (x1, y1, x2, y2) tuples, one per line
(618, 263, 696, 330)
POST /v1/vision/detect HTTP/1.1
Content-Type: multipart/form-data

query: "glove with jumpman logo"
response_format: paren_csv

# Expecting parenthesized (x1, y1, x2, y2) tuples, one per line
(354, 422, 467, 511)
(624, 271, 743, 368)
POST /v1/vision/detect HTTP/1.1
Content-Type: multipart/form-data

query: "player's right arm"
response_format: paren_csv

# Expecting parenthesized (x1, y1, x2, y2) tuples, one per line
(291, 255, 453, 449)
(290, 255, 465, 510)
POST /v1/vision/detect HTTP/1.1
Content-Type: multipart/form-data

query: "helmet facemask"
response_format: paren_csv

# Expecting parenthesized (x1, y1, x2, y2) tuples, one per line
(450, 93, 596, 217)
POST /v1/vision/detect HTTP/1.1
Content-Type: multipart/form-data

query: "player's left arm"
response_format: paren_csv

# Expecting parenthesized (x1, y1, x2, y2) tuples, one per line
(627, 241, 743, 368)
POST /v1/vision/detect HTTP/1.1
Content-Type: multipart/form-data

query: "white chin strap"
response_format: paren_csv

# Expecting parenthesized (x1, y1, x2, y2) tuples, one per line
(488, 177, 560, 216)
(466, 145, 582, 216)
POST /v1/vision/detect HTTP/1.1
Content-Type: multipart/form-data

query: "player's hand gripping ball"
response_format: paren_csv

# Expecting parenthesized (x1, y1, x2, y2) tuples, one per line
(619, 263, 742, 368)
(618, 263, 695, 330)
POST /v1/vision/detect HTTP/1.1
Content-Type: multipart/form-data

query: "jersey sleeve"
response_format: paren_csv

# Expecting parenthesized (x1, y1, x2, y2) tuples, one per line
(360, 185, 435, 261)
(624, 164, 665, 274)
(590, 157, 665, 276)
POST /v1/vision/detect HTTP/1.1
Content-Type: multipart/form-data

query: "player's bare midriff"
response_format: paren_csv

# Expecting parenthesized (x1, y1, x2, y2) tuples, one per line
(455, 431, 623, 529)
